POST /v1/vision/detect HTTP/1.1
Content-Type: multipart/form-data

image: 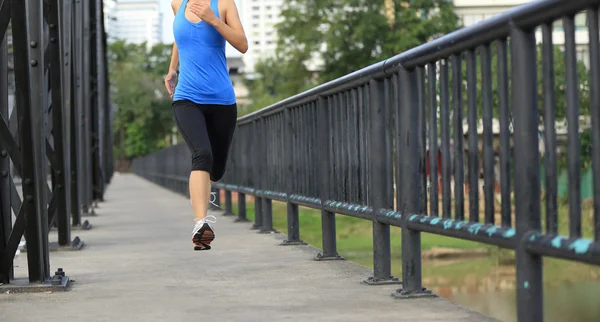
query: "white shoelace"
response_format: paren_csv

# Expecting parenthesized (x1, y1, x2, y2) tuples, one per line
(192, 215, 217, 236)
(190, 192, 219, 208)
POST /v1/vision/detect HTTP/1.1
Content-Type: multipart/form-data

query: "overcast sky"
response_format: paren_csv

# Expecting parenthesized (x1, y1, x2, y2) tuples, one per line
(160, 0, 242, 57)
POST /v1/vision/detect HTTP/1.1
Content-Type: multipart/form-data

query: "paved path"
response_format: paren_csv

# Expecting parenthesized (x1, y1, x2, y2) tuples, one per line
(1, 174, 497, 322)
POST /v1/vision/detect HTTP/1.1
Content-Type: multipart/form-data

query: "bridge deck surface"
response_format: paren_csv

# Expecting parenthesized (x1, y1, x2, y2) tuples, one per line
(1, 174, 497, 322)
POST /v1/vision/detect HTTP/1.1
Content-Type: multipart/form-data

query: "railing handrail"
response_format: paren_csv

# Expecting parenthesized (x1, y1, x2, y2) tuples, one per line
(238, 0, 600, 124)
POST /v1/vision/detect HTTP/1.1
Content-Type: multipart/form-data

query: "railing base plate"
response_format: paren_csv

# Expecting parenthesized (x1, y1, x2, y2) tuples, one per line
(234, 218, 251, 223)
(314, 253, 345, 261)
(71, 220, 93, 231)
(279, 240, 307, 246)
(391, 287, 436, 299)
(0, 275, 71, 293)
(362, 276, 402, 285)
(20, 237, 85, 253)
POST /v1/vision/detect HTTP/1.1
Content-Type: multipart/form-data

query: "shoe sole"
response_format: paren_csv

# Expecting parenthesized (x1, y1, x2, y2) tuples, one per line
(193, 228, 215, 251)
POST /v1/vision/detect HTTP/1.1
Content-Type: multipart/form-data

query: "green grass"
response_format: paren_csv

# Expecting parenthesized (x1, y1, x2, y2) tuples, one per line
(230, 197, 600, 288)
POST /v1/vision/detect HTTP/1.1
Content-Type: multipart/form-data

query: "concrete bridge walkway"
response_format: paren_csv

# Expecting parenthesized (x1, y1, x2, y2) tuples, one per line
(1, 174, 496, 322)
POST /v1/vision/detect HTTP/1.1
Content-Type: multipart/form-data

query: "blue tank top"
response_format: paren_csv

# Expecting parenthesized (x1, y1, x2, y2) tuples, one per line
(173, 0, 236, 105)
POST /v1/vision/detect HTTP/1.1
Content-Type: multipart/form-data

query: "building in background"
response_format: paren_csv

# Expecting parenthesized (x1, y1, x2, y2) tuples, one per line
(103, 0, 118, 42)
(109, 0, 163, 47)
(239, 0, 283, 74)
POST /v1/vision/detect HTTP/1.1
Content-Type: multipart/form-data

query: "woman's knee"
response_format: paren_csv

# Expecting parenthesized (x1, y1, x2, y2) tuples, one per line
(191, 148, 213, 171)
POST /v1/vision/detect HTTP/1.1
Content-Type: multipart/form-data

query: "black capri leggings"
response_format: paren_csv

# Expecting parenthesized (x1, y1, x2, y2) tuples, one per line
(172, 99, 237, 182)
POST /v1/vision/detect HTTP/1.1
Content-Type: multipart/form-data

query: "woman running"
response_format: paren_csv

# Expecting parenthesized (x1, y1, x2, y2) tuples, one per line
(164, 0, 248, 251)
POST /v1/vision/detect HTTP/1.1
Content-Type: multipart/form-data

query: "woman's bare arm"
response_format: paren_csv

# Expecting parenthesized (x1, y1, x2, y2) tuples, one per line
(213, 0, 248, 53)
(169, 0, 182, 73)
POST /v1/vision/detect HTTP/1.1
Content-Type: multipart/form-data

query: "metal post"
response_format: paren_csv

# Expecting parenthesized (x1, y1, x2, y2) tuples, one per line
(260, 198, 274, 233)
(47, 0, 73, 247)
(0, 33, 11, 284)
(392, 68, 432, 298)
(511, 25, 543, 322)
(12, 0, 51, 282)
(315, 96, 342, 261)
(81, 0, 93, 215)
(72, 0, 86, 222)
(364, 79, 397, 285)
(223, 190, 234, 216)
(252, 120, 263, 230)
(281, 106, 304, 245)
(260, 118, 274, 233)
(235, 192, 249, 222)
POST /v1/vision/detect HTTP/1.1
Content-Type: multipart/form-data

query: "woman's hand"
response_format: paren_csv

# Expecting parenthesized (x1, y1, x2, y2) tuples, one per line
(164, 70, 178, 98)
(189, 0, 219, 26)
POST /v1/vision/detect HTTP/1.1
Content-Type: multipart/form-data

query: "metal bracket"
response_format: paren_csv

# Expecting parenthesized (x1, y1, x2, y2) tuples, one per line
(362, 276, 402, 286)
(71, 220, 92, 231)
(21, 237, 85, 253)
(279, 240, 307, 246)
(314, 253, 345, 261)
(0, 268, 71, 293)
(391, 287, 437, 299)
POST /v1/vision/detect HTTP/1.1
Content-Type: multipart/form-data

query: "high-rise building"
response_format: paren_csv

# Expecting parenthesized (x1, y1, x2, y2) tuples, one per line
(103, 0, 118, 42)
(109, 0, 163, 47)
(239, 0, 283, 73)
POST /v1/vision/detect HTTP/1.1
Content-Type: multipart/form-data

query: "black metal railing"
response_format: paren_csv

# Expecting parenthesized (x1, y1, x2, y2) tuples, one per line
(0, 0, 113, 288)
(133, 0, 600, 320)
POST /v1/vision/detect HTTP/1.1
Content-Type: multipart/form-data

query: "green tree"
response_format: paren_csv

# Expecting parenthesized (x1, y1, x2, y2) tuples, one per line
(276, 0, 461, 83)
(242, 54, 316, 115)
(108, 40, 176, 161)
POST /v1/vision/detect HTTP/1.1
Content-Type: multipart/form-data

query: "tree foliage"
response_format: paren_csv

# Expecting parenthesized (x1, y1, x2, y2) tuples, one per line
(276, 0, 460, 82)
(108, 40, 176, 160)
(242, 0, 461, 115)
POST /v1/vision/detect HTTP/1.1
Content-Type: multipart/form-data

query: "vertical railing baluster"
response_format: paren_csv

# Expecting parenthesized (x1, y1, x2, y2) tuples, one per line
(564, 15, 582, 238)
(497, 39, 512, 228)
(417, 67, 427, 215)
(316, 96, 342, 261)
(440, 59, 452, 219)
(260, 116, 274, 233)
(481, 43, 495, 224)
(358, 85, 367, 204)
(252, 119, 263, 230)
(365, 78, 397, 285)
(427, 62, 438, 217)
(466, 49, 480, 223)
(541, 24, 558, 234)
(588, 7, 600, 242)
(394, 68, 431, 298)
(350, 89, 359, 204)
(452, 54, 465, 221)
(511, 24, 543, 322)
